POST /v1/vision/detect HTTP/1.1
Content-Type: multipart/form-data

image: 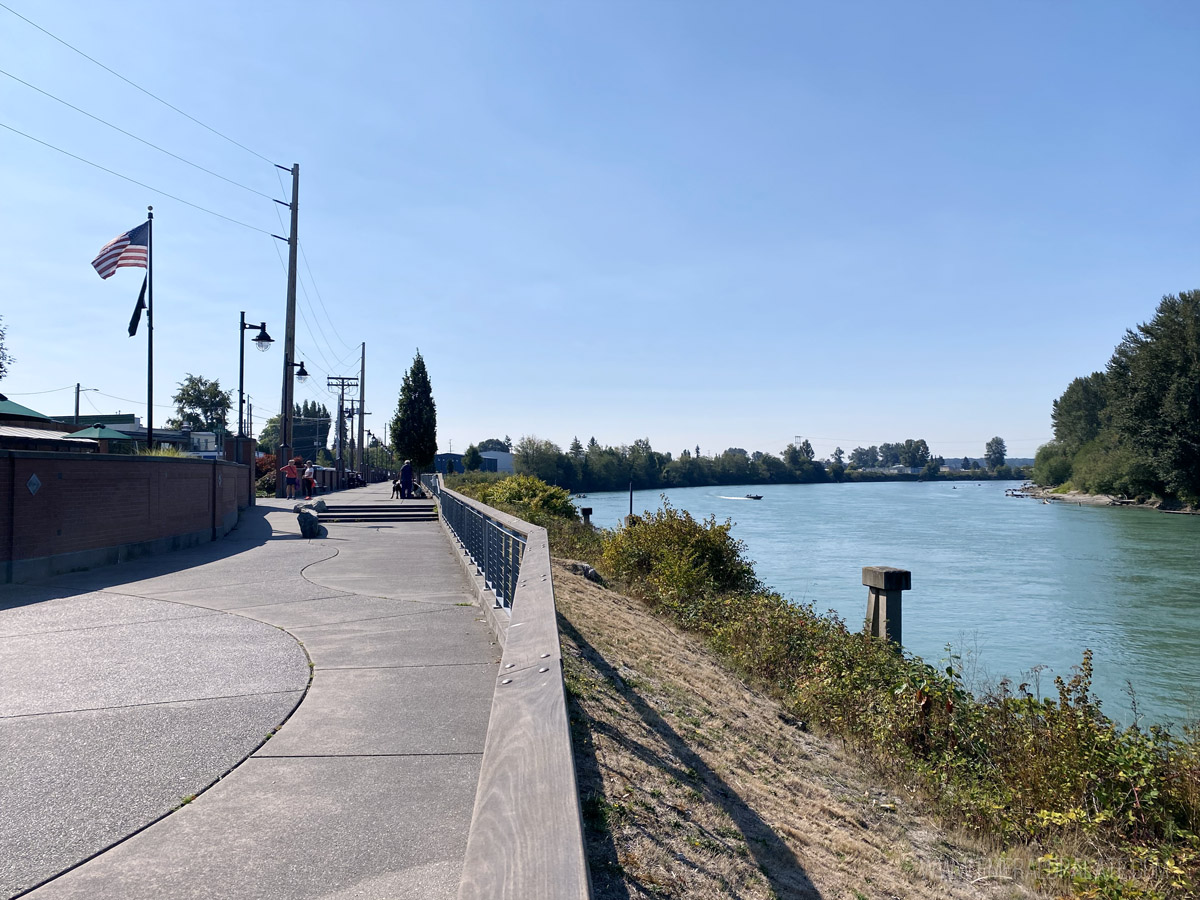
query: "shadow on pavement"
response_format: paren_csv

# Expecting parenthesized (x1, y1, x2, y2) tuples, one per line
(0, 505, 311, 609)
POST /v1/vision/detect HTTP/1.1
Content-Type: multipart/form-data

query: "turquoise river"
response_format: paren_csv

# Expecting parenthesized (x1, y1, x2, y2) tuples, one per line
(580, 481, 1200, 728)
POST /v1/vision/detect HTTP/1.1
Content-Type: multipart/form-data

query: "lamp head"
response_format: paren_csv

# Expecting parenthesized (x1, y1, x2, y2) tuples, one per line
(253, 323, 273, 351)
(295, 361, 309, 383)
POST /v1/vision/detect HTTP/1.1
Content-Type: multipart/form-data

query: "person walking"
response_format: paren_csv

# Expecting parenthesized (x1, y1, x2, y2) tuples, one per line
(400, 459, 414, 499)
(279, 458, 299, 500)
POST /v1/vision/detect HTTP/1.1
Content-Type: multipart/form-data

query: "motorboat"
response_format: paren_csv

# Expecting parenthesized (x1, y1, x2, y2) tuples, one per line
(745, 493, 763, 500)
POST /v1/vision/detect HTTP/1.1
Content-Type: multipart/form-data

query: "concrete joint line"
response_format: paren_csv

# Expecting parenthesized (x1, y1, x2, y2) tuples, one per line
(281, 605, 461, 630)
(0, 610, 221, 640)
(0, 688, 306, 721)
(220, 593, 353, 611)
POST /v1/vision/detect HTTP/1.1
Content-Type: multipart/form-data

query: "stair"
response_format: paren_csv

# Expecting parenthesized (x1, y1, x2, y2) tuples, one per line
(318, 502, 438, 524)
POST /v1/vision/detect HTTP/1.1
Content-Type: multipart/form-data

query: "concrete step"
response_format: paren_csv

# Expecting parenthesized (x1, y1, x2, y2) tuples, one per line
(318, 502, 437, 523)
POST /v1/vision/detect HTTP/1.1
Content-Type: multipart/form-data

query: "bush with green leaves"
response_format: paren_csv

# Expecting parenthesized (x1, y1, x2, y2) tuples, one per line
(565, 497, 1200, 897)
(600, 499, 759, 610)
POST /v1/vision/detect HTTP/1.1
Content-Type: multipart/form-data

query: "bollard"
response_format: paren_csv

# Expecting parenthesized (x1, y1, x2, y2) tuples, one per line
(862, 566, 911, 645)
(581, 507, 593, 527)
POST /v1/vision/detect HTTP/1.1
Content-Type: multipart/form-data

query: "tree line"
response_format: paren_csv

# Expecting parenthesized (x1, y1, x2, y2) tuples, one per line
(1033, 290, 1200, 502)
(453, 434, 1021, 493)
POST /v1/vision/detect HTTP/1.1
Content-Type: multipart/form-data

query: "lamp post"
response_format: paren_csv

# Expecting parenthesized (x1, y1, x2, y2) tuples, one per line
(238, 312, 274, 442)
(274, 360, 310, 497)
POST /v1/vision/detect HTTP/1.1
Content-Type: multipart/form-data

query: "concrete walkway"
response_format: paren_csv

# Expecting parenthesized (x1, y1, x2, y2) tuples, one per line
(0, 482, 499, 900)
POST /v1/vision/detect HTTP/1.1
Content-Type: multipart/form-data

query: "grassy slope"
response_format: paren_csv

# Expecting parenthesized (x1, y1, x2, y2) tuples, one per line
(554, 560, 1036, 900)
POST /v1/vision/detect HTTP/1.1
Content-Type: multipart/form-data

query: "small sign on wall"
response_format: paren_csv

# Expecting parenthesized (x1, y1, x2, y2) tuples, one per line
(27, 474, 41, 496)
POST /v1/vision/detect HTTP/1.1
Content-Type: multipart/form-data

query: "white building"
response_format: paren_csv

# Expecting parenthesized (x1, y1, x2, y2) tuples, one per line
(480, 450, 514, 473)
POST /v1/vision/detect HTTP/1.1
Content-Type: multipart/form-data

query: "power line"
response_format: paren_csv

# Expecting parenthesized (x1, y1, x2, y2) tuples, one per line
(3, 384, 74, 395)
(0, 120, 274, 235)
(268, 173, 357, 373)
(0, 66, 276, 200)
(0, 1, 275, 165)
(94, 389, 174, 410)
(299, 241, 355, 353)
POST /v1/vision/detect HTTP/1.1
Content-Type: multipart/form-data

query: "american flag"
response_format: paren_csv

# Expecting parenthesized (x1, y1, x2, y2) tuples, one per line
(91, 222, 149, 279)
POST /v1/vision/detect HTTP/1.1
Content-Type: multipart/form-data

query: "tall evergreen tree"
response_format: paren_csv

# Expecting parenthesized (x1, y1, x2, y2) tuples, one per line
(1109, 290, 1200, 498)
(390, 351, 437, 470)
(0, 315, 12, 382)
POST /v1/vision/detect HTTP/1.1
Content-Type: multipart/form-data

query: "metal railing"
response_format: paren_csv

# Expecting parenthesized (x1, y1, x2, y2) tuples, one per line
(425, 474, 526, 608)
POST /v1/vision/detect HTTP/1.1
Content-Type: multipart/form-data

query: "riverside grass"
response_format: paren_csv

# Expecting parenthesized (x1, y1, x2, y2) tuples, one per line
(447, 476, 1200, 898)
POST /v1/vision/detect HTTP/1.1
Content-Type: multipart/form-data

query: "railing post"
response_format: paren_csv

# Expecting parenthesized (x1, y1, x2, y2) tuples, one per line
(862, 566, 911, 645)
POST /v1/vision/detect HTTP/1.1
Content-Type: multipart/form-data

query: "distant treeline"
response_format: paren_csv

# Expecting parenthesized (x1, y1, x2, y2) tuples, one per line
(471, 435, 1026, 493)
(1034, 289, 1200, 503)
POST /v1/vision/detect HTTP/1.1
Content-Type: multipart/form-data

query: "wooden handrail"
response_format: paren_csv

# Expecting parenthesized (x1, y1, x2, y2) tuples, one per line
(434, 481, 593, 900)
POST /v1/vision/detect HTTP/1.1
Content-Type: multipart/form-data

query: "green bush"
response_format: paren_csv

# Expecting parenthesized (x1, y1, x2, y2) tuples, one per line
(1072, 437, 1158, 497)
(1034, 442, 1073, 486)
(562, 497, 1200, 897)
(480, 474, 577, 520)
(445, 470, 507, 493)
(600, 500, 759, 610)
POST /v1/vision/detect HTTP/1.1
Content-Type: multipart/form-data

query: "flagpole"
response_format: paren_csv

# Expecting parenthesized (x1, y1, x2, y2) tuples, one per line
(146, 206, 154, 451)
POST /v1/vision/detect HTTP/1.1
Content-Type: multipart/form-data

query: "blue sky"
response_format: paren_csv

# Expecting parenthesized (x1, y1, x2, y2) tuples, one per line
(2, 1, 1197, 461)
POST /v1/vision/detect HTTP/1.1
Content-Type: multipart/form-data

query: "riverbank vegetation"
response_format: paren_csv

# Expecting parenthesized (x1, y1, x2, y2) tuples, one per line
(459, 434, 1029, 494)
(450, 474, 1200, 897)
(1034, 290, 1200, 506)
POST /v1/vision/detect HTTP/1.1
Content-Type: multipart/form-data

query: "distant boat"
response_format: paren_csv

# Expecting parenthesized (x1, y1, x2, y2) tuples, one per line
(745, 494, 763, 500)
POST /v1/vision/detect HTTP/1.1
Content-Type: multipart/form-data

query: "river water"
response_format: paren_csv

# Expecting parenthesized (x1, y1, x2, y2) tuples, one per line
(579, 481, 1200, 728)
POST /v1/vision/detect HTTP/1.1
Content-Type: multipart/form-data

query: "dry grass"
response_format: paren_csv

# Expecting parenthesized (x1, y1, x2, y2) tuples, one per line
(554, 559, 1041, 900)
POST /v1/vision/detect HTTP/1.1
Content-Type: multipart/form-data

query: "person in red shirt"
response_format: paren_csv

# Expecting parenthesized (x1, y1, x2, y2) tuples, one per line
(279, 459, 299, 499)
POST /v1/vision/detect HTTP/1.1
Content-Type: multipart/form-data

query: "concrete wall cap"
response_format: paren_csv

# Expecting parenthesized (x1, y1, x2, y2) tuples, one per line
(862, 566, 912, 591)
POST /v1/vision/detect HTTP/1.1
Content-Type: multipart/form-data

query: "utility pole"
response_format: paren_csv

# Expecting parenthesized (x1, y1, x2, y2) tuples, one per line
(327, 375, 358, 490)
(358, 342, 367, 487)
(274, 163, 299, 497)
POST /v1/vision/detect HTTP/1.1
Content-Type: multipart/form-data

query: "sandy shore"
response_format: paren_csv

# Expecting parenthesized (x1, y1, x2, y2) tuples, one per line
(1013, 484, 1199, 513)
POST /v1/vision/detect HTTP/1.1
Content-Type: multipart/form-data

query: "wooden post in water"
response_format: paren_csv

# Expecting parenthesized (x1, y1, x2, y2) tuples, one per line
(863, 566, 911, 645)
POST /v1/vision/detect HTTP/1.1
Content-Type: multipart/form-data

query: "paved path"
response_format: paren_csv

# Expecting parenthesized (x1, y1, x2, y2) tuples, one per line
(0, 483, 499, 900)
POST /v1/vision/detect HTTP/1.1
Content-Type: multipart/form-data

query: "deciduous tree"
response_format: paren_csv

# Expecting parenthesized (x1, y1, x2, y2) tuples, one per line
(1052, 372, 1109, 454)
(168, 374, 231, 433)
(985, 436, 1007, 470)
(462, 444, 483, 471)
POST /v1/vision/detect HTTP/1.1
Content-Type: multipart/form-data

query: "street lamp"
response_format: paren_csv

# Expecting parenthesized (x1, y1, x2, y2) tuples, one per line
(238, 312, 273, 441)
(275, 359, 311, 497)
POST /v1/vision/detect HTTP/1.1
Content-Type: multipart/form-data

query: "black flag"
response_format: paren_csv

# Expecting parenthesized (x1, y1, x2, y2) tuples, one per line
(128, 275, 147, 336)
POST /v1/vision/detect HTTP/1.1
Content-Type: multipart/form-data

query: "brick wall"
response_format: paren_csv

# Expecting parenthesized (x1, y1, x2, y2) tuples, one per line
(1, 451, 252, 582)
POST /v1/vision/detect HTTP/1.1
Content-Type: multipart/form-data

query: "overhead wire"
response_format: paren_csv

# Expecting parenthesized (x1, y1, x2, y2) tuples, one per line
(299, 240, 355, 353)
(3, 385, 75, 395)
(94, 389, 174, 410)
(0, 121, 275, 235)
(268, 184, 350, 378)
(0, 1, 275, 165)
(0, 66, 276, 200)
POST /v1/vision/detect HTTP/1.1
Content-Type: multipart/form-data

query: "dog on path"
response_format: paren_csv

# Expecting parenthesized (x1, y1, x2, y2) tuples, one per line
(391, 479, 402, 499)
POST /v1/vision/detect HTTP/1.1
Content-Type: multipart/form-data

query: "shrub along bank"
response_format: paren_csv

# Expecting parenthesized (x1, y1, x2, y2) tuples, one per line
(446, 474, 1200, 898)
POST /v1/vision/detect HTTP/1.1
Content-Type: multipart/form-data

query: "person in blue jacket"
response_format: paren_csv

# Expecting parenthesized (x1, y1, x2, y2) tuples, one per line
(400, 459, 414, 499)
